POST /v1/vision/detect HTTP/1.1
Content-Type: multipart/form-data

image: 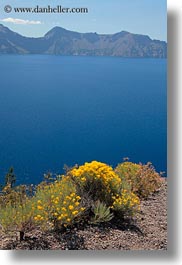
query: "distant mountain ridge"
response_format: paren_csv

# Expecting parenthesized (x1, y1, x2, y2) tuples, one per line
(0, 24, 167, 58)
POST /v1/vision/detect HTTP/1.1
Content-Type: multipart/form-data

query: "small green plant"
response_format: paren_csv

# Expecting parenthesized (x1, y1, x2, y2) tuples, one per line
(90, 201, 113, 224)
(0, 198, 34, 240)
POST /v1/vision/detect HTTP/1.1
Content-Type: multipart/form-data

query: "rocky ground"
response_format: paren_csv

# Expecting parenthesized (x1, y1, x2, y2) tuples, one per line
(0, 180, 167, 250)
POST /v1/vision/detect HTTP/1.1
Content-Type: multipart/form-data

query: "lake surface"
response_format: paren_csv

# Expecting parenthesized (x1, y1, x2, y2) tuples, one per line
(0, 56, 167, 184)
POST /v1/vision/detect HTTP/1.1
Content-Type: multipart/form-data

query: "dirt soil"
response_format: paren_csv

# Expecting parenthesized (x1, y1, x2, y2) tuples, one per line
(0, 180, 167, 250)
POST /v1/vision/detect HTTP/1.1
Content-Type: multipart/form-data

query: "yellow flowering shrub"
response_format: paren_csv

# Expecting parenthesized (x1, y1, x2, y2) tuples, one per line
(69, 161, 140, 218)
(115, 162, 163, 198)
(70, 161, 122, 205)
(0, 176, 85, 233)
(31, 176, 85, 229)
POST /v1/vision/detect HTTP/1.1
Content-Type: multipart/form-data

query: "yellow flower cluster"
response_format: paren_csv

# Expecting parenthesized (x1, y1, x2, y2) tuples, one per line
(71, 161, 122, 194)
(50, 192, 84, 225)
(112, 189, 140, 213)
(34, 214, 44, 221)
(32, 199, 48, 225)
(32, 178, 85, 228)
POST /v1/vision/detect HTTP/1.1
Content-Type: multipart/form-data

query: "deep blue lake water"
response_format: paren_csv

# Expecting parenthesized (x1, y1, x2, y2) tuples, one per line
(0, 56, 167, 184)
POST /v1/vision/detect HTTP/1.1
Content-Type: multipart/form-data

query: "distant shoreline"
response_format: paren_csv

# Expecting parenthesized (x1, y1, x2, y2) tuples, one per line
(0, 54, 167, 59)
(0, 24, 167, 58)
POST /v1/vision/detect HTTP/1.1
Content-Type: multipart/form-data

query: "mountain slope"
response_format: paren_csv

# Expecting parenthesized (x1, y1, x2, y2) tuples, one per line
(0, 24, 167, 58)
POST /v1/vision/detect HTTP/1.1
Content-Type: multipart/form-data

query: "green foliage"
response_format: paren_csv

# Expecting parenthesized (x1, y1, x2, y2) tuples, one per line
(0, 197, 33, 232)
(0, 183, 33, 208)
(0, 169, 34, 233)
(115, 162, 163, 198)
(90, 201, 113, 224)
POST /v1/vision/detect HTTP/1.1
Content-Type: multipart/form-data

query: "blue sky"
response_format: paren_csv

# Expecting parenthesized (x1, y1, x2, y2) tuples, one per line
(0, 0, 167, 41)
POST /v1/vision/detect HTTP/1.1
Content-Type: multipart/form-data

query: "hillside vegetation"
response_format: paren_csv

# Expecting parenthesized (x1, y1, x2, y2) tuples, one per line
(0, 160, 166, 249)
